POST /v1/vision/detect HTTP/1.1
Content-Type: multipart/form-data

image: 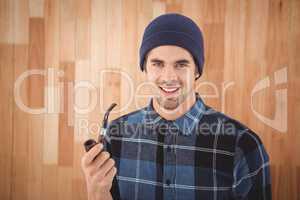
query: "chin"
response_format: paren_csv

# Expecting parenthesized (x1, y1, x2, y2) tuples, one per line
(163, 103, 180, 110)
(157, 96, 180, 110)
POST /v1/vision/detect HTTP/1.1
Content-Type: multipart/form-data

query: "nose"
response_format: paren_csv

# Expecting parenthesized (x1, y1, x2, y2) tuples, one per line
(160, 64, 178, 82)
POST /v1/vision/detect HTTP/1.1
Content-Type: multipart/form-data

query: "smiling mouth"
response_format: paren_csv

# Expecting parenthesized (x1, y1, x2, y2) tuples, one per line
(159, 86, 180, 94)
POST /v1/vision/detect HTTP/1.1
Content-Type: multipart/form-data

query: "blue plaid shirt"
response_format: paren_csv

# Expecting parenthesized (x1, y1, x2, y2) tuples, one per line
(104, 93, 271, 200)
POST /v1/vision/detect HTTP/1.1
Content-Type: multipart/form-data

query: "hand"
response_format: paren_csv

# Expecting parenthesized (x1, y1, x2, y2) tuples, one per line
(81, 143, 117, 200)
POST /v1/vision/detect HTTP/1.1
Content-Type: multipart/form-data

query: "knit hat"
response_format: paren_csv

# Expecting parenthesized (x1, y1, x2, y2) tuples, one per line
(139, 13, 205, 79)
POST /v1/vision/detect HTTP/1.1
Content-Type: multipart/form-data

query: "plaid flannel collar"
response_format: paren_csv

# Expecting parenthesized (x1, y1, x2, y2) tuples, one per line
(143, 93, 205, 136)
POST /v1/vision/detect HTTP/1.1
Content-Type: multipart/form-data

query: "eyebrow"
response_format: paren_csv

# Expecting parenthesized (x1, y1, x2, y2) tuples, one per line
(149, 58, 190, 64)
(149, 58, 163, 63)
(175, 59, 190, 64)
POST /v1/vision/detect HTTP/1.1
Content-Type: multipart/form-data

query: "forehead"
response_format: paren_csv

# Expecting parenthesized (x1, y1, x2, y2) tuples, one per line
(147, 45, 194, 62)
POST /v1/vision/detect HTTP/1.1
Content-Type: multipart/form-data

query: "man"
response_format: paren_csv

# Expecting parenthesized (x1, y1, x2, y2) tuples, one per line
(81, 13, 272, 200)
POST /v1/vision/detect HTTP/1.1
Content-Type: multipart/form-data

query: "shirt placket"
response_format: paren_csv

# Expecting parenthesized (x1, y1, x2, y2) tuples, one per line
(163, 122, 178, 200)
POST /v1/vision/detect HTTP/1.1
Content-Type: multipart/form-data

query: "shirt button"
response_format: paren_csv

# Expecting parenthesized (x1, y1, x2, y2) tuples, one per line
(167, 146, 171, 152)
(166, 179, 171, 186)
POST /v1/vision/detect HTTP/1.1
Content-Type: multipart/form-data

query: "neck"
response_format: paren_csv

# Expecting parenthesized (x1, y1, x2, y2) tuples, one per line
(153, 92, 196, 121)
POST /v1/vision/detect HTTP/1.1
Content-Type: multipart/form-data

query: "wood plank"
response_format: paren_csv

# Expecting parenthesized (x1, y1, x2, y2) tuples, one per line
(58, 62, 74, 166)
(153, 0, 166, 18)
(106, 0, 122, 68)
(43, 0, 60, 165)
(75, 0, 91, 61)
(120, 0, 139, 115)
(73, 1, 92, 195)
(42, 164, 58, 200)
(27, 17, 45, 200)
(0, 43, 14, 200)
(60, 0, 76, 62)
(14, 0, 29, 44)
(0, 3, 16, 200)
(166, 0, 182, 13)
(57, 167, 73, 200)
(12, 44, 30, 200)
(223, 0, 246, 118)
(41, 0, 60, 199)
(29, 0, 44, 17)
(288, 0, 300, 200)
(58, 2, 77, 199)
(0, 0, 14, 43)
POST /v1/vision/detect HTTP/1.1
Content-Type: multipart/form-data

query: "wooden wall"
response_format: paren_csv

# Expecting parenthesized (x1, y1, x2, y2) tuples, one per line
(0, 0, 299, 200)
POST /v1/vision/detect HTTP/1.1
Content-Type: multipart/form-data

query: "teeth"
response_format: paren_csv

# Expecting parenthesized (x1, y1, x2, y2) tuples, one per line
(161, 87, 178, 92)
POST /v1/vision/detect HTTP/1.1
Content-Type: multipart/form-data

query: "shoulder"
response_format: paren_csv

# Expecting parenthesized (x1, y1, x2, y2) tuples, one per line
(200, 104, 249, 134)
(199, 104, 268, 157)
(201, 104, 262, 138)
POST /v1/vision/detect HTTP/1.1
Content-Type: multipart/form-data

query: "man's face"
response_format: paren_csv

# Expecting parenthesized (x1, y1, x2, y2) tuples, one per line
(145, 45, 198, 110)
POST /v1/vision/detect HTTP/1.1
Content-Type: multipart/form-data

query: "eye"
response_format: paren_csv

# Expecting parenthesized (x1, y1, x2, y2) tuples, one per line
(175, 63, 188, 69)
(152, 62, 163, 68)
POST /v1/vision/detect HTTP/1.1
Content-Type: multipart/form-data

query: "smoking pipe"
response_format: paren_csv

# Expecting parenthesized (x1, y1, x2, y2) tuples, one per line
(83, 103, 117, 152)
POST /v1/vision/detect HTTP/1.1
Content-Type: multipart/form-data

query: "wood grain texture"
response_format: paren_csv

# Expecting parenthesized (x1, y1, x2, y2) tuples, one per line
(0, 0, 299, 200)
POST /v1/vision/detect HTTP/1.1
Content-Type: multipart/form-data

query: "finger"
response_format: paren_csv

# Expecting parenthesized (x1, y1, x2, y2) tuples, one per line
(102, 167, 117, 182)
(88, 151, 111, 176)
(99, 158, 115, 175)
(94, 166, 116, 184)
(94, 151, 110, 169)
(82, 143, 103, 166)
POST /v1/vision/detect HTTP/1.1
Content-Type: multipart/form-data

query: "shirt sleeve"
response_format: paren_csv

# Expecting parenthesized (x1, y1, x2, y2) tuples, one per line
(232, 129, 272, 200)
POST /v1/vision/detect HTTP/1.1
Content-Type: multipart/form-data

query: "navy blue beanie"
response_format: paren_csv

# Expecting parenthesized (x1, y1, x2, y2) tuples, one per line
(139, 13, 205, 78)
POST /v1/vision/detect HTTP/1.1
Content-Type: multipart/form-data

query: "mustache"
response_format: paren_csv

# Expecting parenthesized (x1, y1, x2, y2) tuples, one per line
(156, 80, 182, 86)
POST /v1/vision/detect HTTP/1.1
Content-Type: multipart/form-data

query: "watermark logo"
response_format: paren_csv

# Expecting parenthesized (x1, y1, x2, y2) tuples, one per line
(13, 66, 288, 134)
(251, 67, 288, 133)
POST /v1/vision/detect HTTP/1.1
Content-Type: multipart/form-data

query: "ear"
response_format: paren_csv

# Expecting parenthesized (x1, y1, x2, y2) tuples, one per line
(143, 62, 147, 73)
(143, 55, 148, 73)
(194, 67, 201, 80)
